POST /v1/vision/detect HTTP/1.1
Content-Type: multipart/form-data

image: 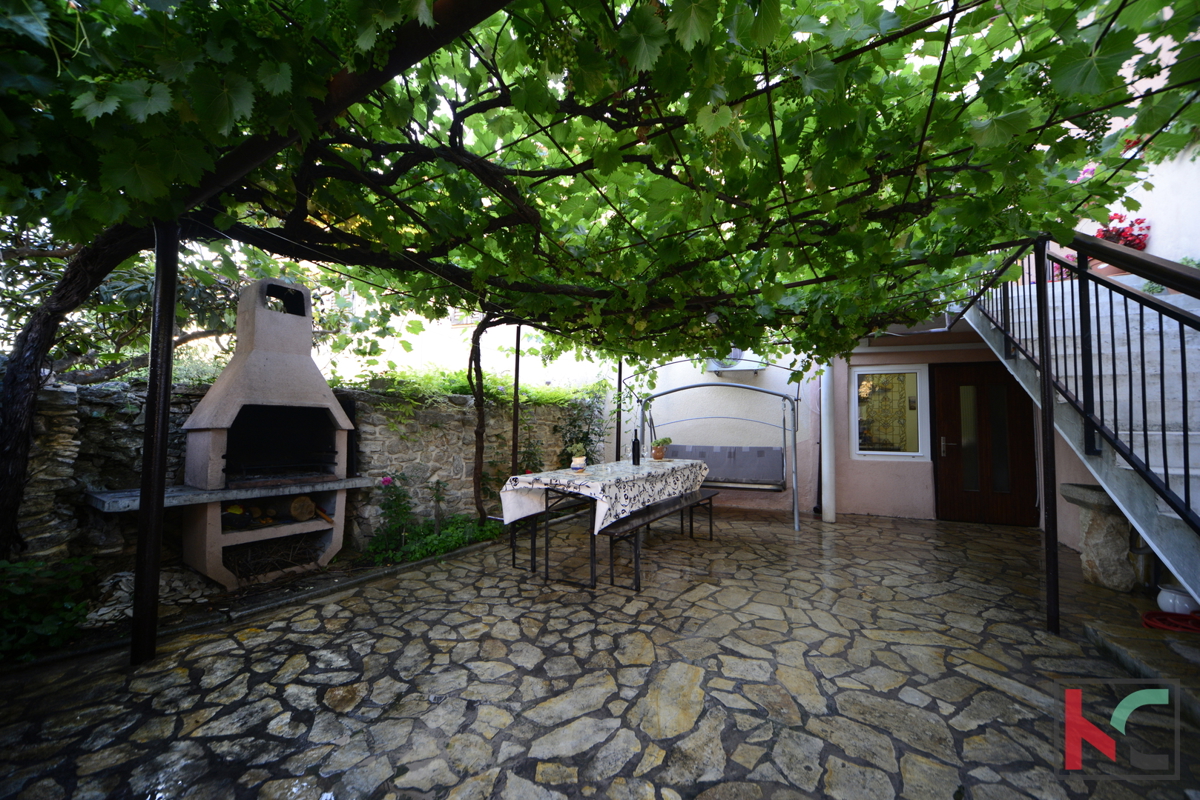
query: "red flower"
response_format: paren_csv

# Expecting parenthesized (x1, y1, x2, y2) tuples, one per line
(381, 476, 393, 487)
(1096, 213, 1149, 251)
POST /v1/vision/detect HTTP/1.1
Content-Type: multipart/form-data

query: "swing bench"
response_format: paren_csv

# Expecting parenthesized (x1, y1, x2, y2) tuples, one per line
(638, 382, 800, 530)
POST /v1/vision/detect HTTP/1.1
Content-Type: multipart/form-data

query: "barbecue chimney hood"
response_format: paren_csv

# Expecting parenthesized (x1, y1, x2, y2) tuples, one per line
(183, 279, 352, 432)
(180, 278, 361, 589)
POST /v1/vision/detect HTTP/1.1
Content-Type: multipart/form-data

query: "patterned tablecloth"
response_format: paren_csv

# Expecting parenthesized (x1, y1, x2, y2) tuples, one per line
(500, 459, 709, 535)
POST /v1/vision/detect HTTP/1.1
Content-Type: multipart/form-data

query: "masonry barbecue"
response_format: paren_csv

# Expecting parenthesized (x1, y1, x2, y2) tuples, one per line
(180, 278, 357, 589)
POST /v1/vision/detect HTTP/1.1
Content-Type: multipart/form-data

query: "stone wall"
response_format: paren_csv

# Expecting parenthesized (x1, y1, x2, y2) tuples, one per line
(342, 391, 569, 546)
(13, 382, 572, 559)
(16, 386, 82, 559)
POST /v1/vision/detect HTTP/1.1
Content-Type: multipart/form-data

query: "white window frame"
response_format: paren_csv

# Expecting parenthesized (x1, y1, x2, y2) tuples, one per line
(849, 363, 930, 461)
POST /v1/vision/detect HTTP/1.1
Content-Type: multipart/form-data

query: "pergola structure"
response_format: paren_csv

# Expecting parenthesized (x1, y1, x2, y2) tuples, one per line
(2, 0, 1198, 662)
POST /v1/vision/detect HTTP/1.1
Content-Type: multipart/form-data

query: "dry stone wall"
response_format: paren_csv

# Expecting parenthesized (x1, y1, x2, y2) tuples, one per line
(16, 386, 82, 559)
(342, 389, 569, 546)
(13, 382, 571, 559)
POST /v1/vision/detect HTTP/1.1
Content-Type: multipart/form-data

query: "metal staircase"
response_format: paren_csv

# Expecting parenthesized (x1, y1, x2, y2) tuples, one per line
(963, 234, 1200, 608)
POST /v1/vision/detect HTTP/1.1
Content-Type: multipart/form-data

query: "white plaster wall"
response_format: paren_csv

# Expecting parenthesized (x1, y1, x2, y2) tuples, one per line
(612, 355, 821, 513)
(1074, 144, 1200, 263)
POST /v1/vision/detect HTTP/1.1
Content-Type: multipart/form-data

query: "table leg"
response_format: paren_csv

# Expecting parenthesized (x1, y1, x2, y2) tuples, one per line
(633, 526, 642, 592)
(529, 514, 537, 573)
(590, 533, 596, 589)
(589, 504, 597, 589)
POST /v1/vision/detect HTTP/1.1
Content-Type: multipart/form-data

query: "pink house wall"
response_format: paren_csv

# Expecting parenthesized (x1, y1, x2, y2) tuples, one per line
(1051, 418, 1091, 552)
(833, 331, 1001, 520)
(697, 325, 1090, 552)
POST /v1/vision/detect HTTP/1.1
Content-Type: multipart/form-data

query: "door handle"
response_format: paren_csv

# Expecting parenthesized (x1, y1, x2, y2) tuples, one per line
(940, 437, 958, 456)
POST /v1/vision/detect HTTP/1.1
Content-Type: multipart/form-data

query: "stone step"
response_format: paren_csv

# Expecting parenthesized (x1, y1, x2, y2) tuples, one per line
(1055, 396, 1200, 431)
(1008, 337, 1197, 363)
(1001, 284, 1200, 313)
(1117, 431, 1200, 467)
(1112, 460, 1200, 517)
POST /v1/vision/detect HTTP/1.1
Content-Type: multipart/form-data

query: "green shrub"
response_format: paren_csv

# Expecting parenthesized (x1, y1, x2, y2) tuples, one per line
(365, 473, 502, 565)
(336, 365, 598, 409)
(555, 382, 608, 467)
(367, 513, 502, 565)
(1, 559, 95, 660)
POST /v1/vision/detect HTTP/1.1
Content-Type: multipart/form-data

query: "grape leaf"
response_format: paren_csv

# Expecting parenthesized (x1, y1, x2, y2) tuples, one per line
(749, 0, 782, 47)
(796, 55, 837, 97)
(112, 80, 172, 123)
(619, 6, 669, 73)
(592, 142, 623, 174)
(667, 0, 718, 51)
(157, 135, 214, 184)
(0, 6, 50, 46)
(1050, 34, 1138, 97)
(71, 90, 120, 121)
(100, 142, 169, 201)
(191, 69, 255, 136)
(408, 0, 434, 28)
(257, 62, 292, 96)
(970, 109, 1032, 148)
(696, 104, 732, 136)
(1167, 41, 1200, 86)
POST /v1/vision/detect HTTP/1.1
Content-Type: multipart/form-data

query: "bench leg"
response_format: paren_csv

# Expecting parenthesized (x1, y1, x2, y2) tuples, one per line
(633, 527, 642, 592)
(544, 511, 552, 581)
(609, 536, 616, 587)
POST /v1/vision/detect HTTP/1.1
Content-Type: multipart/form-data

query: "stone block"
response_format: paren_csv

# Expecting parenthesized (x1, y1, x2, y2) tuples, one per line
(1060, 484, 1136, 592)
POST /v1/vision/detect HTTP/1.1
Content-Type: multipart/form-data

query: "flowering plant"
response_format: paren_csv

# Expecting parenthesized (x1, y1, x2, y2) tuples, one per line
(377, 473, 413, 538)
(1069, 165, 1095, 184)
(1096, 213, 1150, 250)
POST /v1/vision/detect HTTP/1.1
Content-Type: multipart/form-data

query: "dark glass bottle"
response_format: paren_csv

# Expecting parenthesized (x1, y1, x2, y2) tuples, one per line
(631, 432, 641, 465)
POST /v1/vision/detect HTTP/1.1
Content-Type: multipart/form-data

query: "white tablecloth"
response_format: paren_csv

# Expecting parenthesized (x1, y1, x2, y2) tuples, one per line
(500, 459, 709, 535)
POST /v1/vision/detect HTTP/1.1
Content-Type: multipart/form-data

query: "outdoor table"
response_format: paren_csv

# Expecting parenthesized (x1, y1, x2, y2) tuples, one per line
(500, 459, 709, 586)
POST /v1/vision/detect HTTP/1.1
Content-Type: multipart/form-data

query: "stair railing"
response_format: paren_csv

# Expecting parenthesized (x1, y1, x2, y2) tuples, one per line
(975, 233, 1200, 536)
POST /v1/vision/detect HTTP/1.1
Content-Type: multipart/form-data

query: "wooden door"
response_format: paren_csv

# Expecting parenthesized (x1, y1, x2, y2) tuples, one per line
(933, 362, 1038, 526)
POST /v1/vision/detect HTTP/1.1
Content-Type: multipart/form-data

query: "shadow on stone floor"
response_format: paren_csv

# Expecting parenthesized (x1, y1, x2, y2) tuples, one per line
(1, 510, 1198, 799)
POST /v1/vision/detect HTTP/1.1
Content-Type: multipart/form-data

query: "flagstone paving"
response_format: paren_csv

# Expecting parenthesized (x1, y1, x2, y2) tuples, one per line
(1, 511, 1198, 799)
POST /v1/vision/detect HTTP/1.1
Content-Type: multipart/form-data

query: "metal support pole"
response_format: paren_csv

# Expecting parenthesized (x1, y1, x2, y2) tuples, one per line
(820, 365, 836, 523)
(615, 359, 622, 460)
(639, 399, 646, 447)
(131, 219, 179, 665)
(1077, 257, 1100, 455)
(790, 397, 799, 531)
(1001, 280, 1015, 359)
(1034, 236, 1061, 635)
(511, 324, 521, 476)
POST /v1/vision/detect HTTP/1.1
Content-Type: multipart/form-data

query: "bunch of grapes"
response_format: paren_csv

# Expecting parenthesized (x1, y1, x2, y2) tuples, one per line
(708, 127, 732, 167)
(531, 21, 577, 78)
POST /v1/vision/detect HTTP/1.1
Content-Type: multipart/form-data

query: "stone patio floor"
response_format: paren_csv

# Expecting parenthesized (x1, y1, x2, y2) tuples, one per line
(2, 510, 1198, 800)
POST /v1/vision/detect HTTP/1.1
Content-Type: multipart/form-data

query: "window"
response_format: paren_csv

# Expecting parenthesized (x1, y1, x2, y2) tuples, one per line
(850, 364, 929, 460)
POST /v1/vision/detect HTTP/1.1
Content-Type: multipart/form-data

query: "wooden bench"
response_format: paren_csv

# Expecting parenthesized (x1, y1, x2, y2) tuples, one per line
(510, 488, 718, 591)
(509, 490, 593, 571)
(598, 488, 719, 591)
